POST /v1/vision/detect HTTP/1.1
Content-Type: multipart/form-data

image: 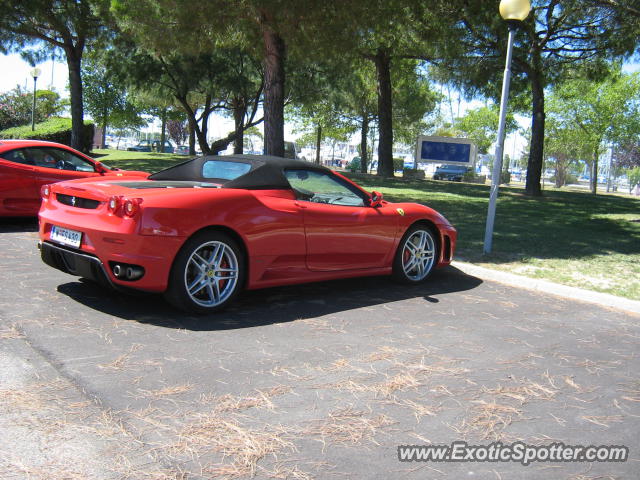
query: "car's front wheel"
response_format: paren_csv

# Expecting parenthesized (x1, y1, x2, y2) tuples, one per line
(392, 225, 439, 284)
(165, 231, 245, 314)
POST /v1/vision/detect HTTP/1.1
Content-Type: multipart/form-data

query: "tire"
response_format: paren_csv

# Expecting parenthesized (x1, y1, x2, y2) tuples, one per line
(165, 231, 245, 314)
(392, 224, 439, 284)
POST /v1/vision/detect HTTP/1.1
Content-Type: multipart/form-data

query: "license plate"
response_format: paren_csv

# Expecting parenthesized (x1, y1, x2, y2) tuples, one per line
(50, 225, 82, 249)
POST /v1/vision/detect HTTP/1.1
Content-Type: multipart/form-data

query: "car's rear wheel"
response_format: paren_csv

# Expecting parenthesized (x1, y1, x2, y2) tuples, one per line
(392, 225, 439, 284)
(165, 231, 245, 314)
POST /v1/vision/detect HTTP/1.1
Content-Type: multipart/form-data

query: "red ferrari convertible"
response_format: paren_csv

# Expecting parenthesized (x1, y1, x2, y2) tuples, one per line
(0, 139, 147, 216)
(38, 155, 457, 313)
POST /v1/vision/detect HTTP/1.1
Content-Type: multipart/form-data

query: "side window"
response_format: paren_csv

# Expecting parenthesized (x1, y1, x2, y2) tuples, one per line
(0, 149, 32, 165)
(284, 169, 366, 207)
(25, 148, 96, 172)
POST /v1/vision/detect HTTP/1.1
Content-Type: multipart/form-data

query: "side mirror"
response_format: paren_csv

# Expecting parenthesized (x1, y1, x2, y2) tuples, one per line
(94, 161, 107, 174)
(369, 190, 384, 208)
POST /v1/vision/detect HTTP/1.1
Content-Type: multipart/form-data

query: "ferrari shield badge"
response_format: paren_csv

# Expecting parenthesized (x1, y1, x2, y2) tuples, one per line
(396, 208, 405, 216)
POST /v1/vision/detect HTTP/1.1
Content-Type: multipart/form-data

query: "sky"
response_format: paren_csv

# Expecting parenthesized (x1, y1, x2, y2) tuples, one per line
(0, 54, 67, 93)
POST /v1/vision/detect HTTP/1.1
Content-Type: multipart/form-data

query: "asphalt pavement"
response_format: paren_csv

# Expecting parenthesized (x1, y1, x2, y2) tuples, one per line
(0, 217, 638, 479)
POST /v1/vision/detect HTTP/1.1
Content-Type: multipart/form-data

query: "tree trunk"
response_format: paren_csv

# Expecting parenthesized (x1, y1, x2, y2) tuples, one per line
(101, 121, 107, 149)
(262, 27, 285, 157)
(525, 70, 545, 197)
(554, 156, 567, 188)
(360, 114, 369, 173)
(160, 108, 167, 152)
(591, 148, 599, 194)
(374, 49, 394, 177)
(185, 112, 209, 155)
(315, 124, 322, 164)
(188, 123, 196, 156)
(233, 97, 245, 154)
(66, 48, 84, 151)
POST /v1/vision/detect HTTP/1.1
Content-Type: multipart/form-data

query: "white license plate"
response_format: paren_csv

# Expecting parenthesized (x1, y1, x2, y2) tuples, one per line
(50, 225, 82, 249)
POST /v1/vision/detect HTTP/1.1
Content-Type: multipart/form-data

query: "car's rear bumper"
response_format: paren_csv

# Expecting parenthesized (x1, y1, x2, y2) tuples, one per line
(40, 241, 114, 287)
(39, 208, 184, 292)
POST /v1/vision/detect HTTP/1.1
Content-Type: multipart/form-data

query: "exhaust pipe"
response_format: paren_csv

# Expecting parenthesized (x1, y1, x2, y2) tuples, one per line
(111, 262, 145, 281)
(125, 266, 144, 281)
(113, 264, 123, 278)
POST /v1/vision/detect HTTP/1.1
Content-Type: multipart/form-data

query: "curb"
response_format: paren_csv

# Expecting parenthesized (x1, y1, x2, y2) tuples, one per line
(452, 260, 640, 316)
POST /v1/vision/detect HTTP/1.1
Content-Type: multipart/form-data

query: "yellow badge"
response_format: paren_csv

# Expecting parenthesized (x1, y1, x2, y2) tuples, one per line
(396, 208, 405, 216)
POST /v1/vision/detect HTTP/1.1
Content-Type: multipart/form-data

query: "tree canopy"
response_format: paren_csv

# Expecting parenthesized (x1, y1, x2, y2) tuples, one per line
(0, 0, 110, 149)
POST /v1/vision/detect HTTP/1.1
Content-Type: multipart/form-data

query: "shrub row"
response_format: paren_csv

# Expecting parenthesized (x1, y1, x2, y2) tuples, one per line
(0, 117, 94, 153)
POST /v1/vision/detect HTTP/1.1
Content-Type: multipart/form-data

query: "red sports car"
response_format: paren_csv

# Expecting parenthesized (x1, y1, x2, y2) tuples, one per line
(0, 139, 147, 216)
(38, 155, 457, 313)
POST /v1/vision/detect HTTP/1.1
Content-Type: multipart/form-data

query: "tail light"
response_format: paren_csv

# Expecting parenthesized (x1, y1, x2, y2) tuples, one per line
(123, 198, 141, 217)
(41, 184, 51, 200)
(107, 195, 120, 214)
(108, 196, 142, 217)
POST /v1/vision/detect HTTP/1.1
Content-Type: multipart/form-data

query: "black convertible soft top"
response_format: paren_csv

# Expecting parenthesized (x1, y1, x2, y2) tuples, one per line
(149, 154, 330, 190)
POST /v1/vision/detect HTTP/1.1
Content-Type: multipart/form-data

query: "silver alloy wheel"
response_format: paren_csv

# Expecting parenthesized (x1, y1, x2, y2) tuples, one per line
(184, 240, 239, 307)
(401, 229, 436, 281)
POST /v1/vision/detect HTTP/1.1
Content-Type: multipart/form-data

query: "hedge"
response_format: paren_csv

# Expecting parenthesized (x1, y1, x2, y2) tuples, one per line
(0, 117, 94, 153)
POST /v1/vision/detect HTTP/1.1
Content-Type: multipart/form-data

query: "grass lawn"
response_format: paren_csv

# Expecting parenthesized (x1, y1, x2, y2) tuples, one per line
(347, 173, 640, 300)
(89, 150, 640, 300)
(91, 149, 188, 173)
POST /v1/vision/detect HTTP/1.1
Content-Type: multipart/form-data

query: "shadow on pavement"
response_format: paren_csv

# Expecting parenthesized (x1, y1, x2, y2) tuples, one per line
(0, 217, 38, 233)
(56, 266, 482, 331)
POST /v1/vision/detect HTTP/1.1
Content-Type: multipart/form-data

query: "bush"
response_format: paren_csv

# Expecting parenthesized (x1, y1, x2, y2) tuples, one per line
(402, 168, 425, 179)
(393, 157, 404, 172)
(348, 157, 361, 172)
(549, 173, 579, 186)
(462, 170, 487, 184)
(462, 170, 476, 182)
(0, 87, 65, 131)
(0, 117, 94, 153)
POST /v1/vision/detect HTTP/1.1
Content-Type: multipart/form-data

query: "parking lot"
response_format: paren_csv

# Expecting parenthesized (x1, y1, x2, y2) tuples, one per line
(1, 218, 638, 479)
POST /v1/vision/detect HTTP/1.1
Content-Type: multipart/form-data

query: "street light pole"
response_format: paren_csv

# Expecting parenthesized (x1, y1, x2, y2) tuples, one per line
(483, 0, 531, 255)
(30, 67, 41, 131)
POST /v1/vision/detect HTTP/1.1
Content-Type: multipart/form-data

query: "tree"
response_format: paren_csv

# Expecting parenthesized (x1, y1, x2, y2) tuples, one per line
(391, 60, 439, 148)
(289, 101, 355, 164)
(0, 0, 110, 149)
(167, 118, 188, 147)
(544, 117, 588, 187)
(243, 126, 263, 153)
(111, 0, 358, 158)
(454, 105, 517, 155)
(349, 0, 452, 177)
(549, 70, 640, 194)
(82, 52, 145, 146)
(108, 40, 264, 155)
(616, 142, 640, 169)
(436, 0, 637, 196)
(329, 60, 378, 172)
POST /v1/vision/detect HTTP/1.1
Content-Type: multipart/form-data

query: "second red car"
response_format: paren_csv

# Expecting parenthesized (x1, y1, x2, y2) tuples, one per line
(0, 139, 147, 217)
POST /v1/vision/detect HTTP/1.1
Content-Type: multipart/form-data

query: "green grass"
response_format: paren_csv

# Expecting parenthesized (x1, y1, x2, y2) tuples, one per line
(88, 150, 640, 300)
(91, 148, 188, 173)
(346, 174, 640, 300)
